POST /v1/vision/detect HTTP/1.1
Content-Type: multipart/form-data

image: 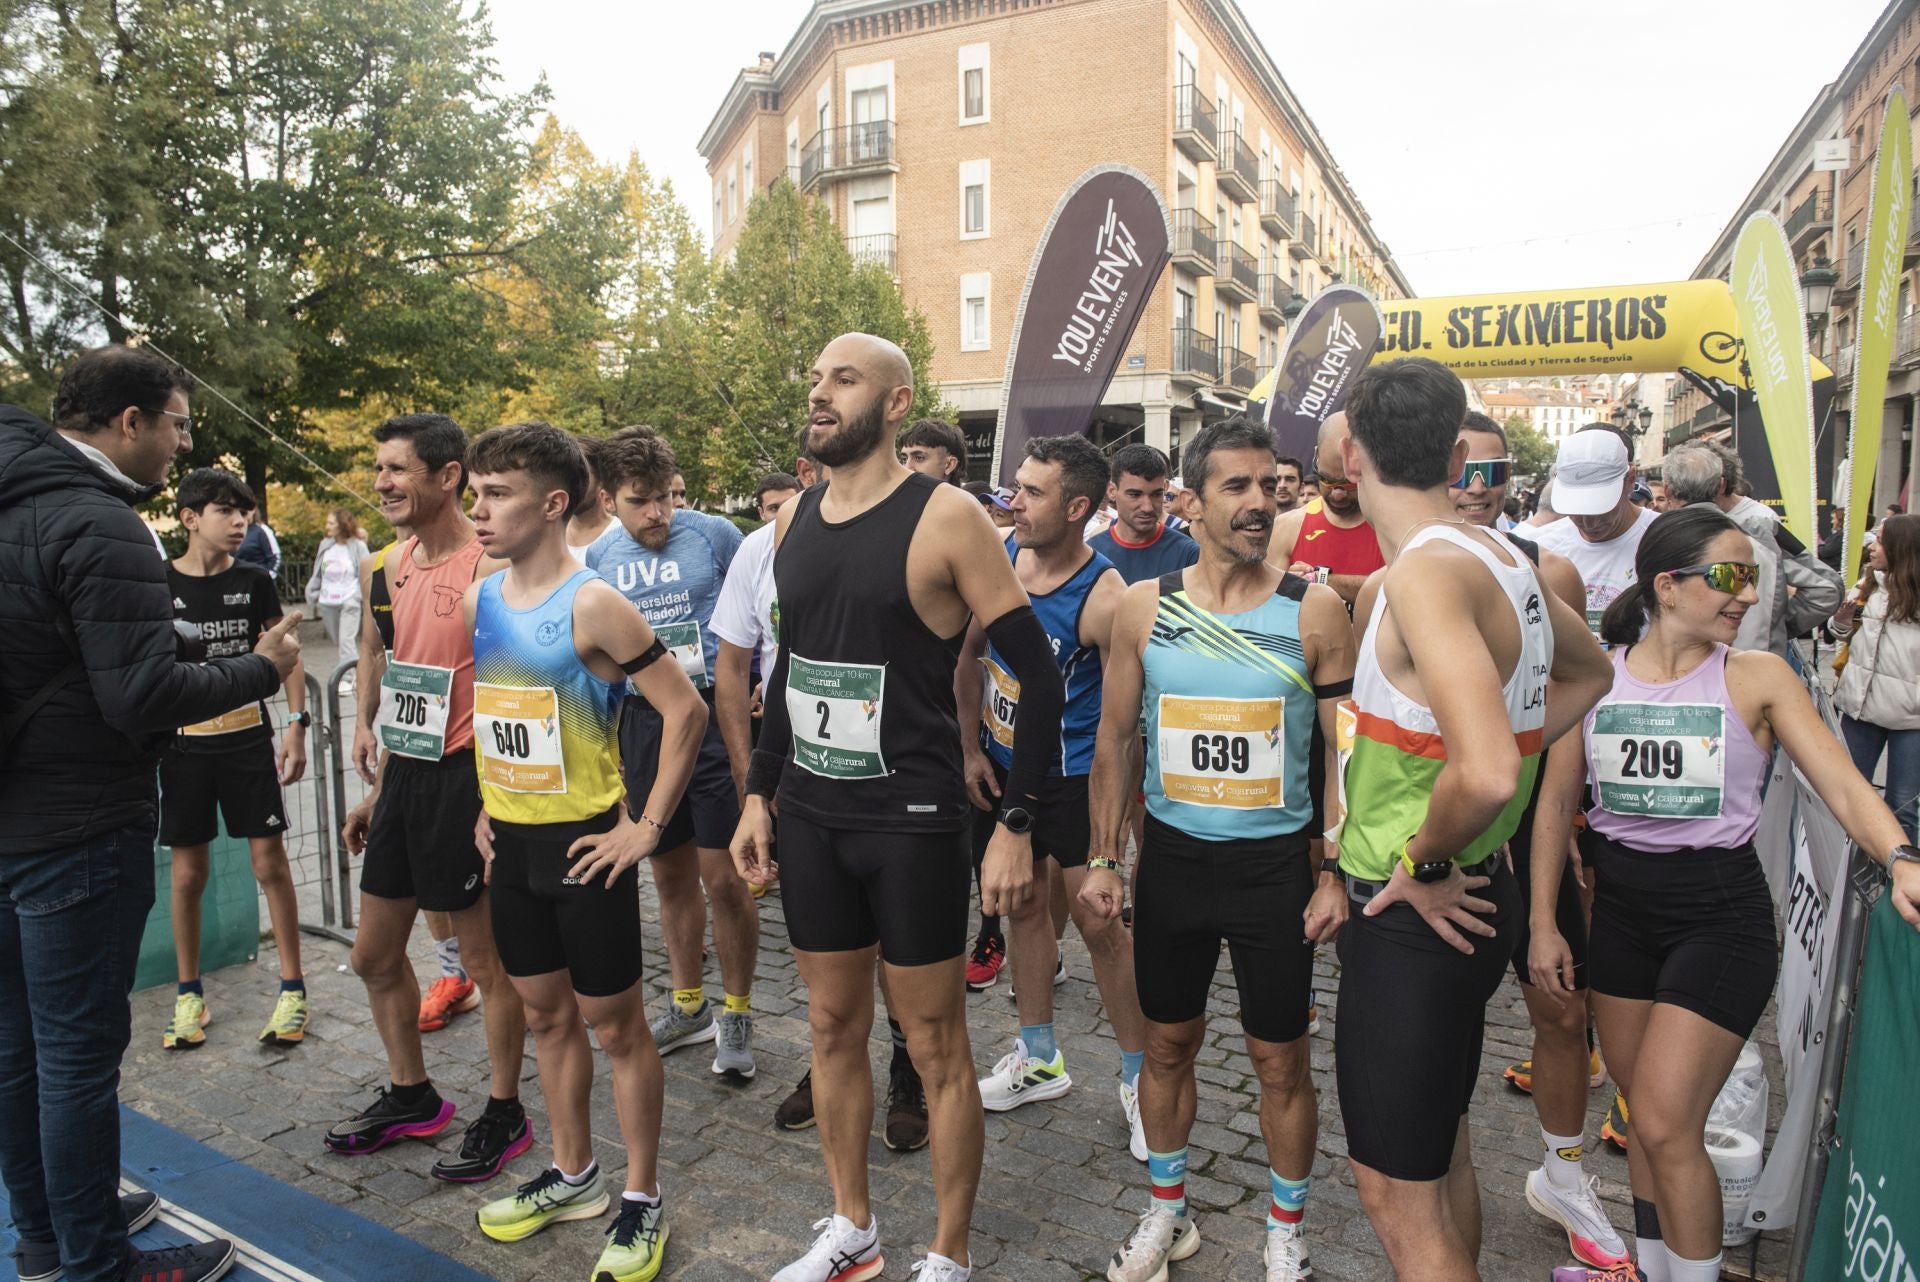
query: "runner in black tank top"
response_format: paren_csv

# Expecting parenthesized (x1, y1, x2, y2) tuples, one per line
(731, 332, 1065, 1282)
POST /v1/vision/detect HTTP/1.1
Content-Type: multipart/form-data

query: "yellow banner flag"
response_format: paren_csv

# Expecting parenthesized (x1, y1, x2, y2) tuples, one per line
(1730, 215, 1818, 543)
(1845, 87, 1913, 584)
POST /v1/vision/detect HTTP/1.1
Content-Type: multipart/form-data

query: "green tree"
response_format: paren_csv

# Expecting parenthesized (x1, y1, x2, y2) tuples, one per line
(1503, 413, 1555, 478)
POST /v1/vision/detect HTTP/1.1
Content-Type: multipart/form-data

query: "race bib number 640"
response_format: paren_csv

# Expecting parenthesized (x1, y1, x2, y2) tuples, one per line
(787, 654, 887, 780)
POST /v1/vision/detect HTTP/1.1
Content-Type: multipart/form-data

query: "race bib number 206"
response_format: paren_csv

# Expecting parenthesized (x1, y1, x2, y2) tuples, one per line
(787, 654, 886, 780)
(379, 661, 453, 760)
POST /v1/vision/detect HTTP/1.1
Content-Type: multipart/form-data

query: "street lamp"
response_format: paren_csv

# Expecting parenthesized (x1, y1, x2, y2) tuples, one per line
(1802, 253, 1838, 338)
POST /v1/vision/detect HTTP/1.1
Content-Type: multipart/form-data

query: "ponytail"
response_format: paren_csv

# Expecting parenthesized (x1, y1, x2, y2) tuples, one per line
(1599, 580, 1650, 647)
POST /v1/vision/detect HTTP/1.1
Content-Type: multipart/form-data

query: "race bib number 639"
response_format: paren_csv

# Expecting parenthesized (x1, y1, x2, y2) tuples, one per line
(1157, 694, 1285, 810)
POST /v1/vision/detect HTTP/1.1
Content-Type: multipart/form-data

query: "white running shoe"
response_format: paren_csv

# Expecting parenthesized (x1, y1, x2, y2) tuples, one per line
(908, 1253, 972, 1281)
(1524, 1167, 1629, 1270)
(977, 1038, 1072, 1112)
(1107, 1203, 1200, 1282)
(773, 1213, 883, 1282)
(1120, 1080, 1149, 1162)
(1264, 1222, 1316, 1280)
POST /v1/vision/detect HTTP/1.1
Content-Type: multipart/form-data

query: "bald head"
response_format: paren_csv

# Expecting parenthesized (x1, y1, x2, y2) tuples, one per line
(1315, 412, 1351, 478)
(820, 332, 913, 395)
(808, 332, 916, 469)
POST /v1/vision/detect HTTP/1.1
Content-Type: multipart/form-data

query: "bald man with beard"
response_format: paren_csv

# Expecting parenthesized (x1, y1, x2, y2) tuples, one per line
(1268, 412, 1385, 608)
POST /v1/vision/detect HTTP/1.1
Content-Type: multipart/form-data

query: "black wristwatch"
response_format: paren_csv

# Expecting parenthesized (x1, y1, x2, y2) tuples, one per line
(999, 805, 1034, 835)
(288, 710, 312, 729)
(1400, 843, 1453, 884)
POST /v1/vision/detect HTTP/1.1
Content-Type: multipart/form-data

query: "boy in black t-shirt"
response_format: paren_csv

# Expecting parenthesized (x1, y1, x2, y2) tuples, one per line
(161, 469, 312, 1050)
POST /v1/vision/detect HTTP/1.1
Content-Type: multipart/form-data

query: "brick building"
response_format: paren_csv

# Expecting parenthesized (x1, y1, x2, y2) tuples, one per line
(696, 0, 1410, 475)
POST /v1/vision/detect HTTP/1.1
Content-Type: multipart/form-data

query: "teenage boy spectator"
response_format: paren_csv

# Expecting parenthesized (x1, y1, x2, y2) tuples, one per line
(900, 418, 970, 485)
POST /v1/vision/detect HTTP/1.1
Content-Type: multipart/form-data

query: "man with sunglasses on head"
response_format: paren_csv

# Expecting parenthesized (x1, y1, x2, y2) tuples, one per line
(1530, 426, 1658, 636)
(1268, 413, 1383, 608)
(1454, 415, 1628, 1271)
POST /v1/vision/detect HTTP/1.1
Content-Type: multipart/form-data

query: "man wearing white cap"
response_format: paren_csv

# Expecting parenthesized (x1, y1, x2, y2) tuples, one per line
(1531, 426, 1658, 635)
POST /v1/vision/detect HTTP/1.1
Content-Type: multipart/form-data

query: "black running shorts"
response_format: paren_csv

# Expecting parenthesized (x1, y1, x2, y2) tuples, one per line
(1335, 855, 1520, 1182)
(159, 743, 289, 847)
(487, 805, 643, 998)
(360, 749, 486, 912)
(1132, 814, 1316, 1043)
(620, 693, 740, 851)
(1583, 832, 1777, 1039)
(777, 813, 970, 965)
(969, 764, 1093, 870)
(1508, 785, 1590, 989)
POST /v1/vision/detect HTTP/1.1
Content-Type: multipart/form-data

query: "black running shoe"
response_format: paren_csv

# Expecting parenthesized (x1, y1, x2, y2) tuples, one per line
(431, 1101, 533, 1183)
(884, 1059, 929, 1152)
(774, 1069, 815, 1131)
(15, 1191, 165, 1282)
(322, 1085, 454, 1155)
(125, 1239, 236, 1282)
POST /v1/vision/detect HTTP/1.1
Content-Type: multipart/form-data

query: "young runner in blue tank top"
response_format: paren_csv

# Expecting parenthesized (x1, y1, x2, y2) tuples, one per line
(952, 435, 1149, 1158)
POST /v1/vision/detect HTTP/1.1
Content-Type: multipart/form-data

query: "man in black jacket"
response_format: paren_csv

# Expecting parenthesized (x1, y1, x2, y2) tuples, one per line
(0, 345, 302, 1282)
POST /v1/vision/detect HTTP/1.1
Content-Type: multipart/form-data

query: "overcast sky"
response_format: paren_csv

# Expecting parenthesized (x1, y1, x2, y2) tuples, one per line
(483, 0, 1889, 298)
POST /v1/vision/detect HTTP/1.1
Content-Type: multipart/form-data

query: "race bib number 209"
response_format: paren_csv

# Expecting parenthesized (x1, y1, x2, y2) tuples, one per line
(1591, 701, 1725, 818)
(787, 654, 886, 780)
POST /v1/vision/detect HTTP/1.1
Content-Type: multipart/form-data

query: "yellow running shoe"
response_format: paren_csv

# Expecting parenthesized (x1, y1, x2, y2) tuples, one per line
(476, 1166, 608, 1243)
(1601, 1091, 1629, 1153)
(163, 992, 208, 1050)
(593, 1198, 669, 1281)
(259, 989, 309, 1046)
(1502, 1058, 1535, 1094)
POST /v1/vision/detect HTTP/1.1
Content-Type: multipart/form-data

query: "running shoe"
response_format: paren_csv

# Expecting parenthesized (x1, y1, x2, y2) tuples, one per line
(978, 1039, 1072, 1112)
(772, 1213, 883, 1282)
(125, 1240, 237, 1282)
(163, 992, 208, 1050)
(964, 935, 1006, 992)
(1263, 1221, 1315, 1281)
(711, 1010, 756, 1081)
(1107, 1203, 1199, 1282)
(431, 1101, 532, 1182)
(1305, 990, 1320, 1038)
(257, 989, 309, 1046)
(418, 975, 478, 1032)
(1590, 1046, 1608, 1089)
(1551, 1266, 1646, 1282)
(1120, 1081, 1149, 1162)
(884, 1059, 930, 1152)
(476, 1166, 609, 1243)
(1525, 1168, 1629, 1269)
(323, 1085, 455, 1155)
(909, 1256, 971, 1280)
(1006, 955, 1068, 1000)
(14, 1192, 164, 1282)
(1601, 1092, 1629, 1153)
(650, 1001, 717, 1055)
(774, 1069, 816, 1131)
(593, 1198, 669, 1282)
(1504, 1047, 1606, 1095)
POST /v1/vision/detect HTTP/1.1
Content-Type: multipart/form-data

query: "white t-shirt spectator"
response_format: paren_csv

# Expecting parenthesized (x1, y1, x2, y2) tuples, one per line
(709, 521, 778, 676)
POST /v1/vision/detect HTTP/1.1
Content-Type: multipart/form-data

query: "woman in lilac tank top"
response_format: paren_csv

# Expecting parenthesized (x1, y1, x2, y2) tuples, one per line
(1528, 507, 1920, 1282)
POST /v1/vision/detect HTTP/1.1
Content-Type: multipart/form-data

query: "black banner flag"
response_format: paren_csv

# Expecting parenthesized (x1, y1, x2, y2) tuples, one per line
(1263, 285, 1384, 464)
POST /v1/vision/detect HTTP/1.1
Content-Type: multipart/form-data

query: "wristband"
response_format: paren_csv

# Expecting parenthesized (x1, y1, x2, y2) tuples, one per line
(1087, 856, 1121, 872)
(746, 748, 784, 799)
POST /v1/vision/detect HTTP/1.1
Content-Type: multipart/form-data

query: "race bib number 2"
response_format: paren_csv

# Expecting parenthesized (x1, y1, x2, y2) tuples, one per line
(474, 683, 566, 794)
(1591, 701, 1725, 818)
(787, 655, 886, 780)
(379, 661, 453, 760)
(1157, 694, 1284, 810)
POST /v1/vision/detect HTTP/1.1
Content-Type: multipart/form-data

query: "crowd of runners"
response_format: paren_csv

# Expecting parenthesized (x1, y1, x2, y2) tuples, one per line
(6, 338, 1920, 1282)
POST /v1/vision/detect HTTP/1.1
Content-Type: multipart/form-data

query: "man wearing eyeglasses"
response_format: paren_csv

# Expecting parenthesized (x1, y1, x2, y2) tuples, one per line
(1530, 426, 1658, 636)
(1268, 413, 1383, 608)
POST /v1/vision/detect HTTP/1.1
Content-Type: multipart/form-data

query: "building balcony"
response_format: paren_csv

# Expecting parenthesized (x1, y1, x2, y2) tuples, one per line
(846, 232, 897, 275)
(1896, 311, 1920, 366)
(1215, 130, 1259, 204)
(1171, 325, 1219, 386)
(1259, 181, 1296, 238)
(1170, 207, 1217, 275)
(1834, 342, 1856, 383)
(1289, 212, 1317, 259)
(1221, 344, 1257, 392)
(799, 121, 897, 192)
(1215, 244, 1259, 303)
(1258, 274, 1290, 323)
(1906, 218, 1920, 264)
(1172, 84, 1218, 164)
(1783, 190, 1832, 254)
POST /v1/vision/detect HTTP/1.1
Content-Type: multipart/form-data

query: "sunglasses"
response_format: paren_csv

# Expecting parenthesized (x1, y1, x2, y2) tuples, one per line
(1452, 457, 1511, 489)
(1318, 477, 1355, 492)
(1667, 561, 1759, 595)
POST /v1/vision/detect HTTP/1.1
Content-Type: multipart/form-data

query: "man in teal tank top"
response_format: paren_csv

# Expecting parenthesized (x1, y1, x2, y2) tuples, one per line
(462, 423, 707, 1282)
(1083, 416, 1356, 1282)
(1333, 359, 1612, 1282)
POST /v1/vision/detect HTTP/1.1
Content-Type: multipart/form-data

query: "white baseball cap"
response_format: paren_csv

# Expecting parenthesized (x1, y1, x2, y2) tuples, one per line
(1551, 431, 1630, 516)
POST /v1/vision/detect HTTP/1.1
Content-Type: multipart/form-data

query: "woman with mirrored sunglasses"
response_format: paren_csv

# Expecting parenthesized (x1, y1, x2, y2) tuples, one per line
(1527, 505, 1920, 1282)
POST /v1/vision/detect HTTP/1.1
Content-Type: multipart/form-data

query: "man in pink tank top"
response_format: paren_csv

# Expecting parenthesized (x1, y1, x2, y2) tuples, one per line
(331, 414, 533, 1184)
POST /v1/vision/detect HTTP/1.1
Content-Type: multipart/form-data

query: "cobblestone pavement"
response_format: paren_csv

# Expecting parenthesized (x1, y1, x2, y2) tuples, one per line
(121, 856, 1798, 1282)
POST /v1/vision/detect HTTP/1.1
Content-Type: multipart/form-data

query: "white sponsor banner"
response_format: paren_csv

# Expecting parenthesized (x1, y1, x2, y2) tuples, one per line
(1746, 766, 1849, 1229)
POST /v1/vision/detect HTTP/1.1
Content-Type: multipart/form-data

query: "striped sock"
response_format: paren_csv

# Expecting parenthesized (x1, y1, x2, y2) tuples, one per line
(1148, 1147, 1189, 1218)
(1268, 1170, 1309, 1232)
(433, 936, 467, 982)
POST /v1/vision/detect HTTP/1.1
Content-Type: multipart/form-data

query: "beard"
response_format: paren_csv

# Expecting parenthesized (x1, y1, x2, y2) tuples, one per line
(810, 392, 890, 468)
(1225, 509, 1273, 563)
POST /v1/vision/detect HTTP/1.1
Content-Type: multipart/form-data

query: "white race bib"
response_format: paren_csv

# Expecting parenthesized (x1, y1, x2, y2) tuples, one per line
(1591, 701, 1726, 818)
(980, 657, 1019, 750)
(787, 654, 886, 780)
(474, 683, 567, 794)
(1156, 694, 1285, 810)
(379, 661, 453, 761)
(648, 621, 707, 691)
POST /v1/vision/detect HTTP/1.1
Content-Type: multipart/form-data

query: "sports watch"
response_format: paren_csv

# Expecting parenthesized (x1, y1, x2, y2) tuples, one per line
(1400, 842, 1453, 884)
(1890, 844, 1920, 870)
(288, 710, 312, 729)
(999, 805, 1035, 835)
